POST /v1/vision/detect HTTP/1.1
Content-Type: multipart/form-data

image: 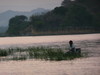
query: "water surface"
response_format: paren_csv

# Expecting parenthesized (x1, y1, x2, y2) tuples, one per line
(0, 34, 99, 47)
(0, 33, 100, 57)
(0, 33, 100, 75)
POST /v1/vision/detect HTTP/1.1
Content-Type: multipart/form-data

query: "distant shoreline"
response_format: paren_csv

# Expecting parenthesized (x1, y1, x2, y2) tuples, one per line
(0, 32, 100, 37)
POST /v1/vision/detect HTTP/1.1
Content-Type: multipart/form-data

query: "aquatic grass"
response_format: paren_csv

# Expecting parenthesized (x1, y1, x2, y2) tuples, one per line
(0, 47, 83, 61)
(28, 47, 83, 61)
(0, 48, 27, 56)
(12, 55, 27, 61)
(0, 50, 8, 56)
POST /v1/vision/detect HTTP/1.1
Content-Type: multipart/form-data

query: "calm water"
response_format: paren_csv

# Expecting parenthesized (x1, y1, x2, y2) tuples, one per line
(0, 34, 100, 75)
(0, 33, 100, 57)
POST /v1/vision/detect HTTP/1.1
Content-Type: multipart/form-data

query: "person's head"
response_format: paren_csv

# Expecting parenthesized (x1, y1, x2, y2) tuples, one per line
(69, 40, 73, 45)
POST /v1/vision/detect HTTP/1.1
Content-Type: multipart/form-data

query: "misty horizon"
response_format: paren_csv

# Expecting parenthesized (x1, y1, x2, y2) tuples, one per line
(0, 8, 50, 14)
(0, 0, 63, 13)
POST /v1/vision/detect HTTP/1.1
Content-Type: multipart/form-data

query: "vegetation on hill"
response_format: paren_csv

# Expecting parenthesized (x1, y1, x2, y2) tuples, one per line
(7, 15, 29, 35)
(7, 0, 100, 36)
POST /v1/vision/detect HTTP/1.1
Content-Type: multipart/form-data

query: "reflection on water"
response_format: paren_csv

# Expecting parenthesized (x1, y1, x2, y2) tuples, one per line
(0, 34, 100, 57)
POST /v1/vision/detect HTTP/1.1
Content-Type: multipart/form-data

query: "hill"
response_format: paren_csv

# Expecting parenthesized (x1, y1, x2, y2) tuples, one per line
(0, 8, 49, 33)
(0, 8, 49, 27)
(6, 0, 100, 36)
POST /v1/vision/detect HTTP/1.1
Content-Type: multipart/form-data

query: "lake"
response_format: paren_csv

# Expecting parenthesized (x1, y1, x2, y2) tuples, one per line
(0, 33, 100, 57)
(0, 33, 100, 75)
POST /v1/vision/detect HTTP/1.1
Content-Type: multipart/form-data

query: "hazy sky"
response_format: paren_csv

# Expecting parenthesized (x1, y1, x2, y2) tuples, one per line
(0, 0, 63, 13)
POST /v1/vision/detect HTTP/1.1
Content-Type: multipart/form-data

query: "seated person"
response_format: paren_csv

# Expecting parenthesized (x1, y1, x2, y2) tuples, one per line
(68, 40, 81, 54)
(68, 40, 76, 53)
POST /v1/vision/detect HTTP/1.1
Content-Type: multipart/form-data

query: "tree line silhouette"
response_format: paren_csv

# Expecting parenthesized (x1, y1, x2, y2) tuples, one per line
(7, 0, 100, 36)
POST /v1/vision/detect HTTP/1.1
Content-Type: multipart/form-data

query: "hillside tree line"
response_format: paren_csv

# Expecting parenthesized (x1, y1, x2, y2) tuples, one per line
(7, 0, 100, 36)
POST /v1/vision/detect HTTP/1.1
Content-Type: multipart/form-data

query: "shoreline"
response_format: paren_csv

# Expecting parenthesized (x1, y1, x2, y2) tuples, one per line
(0, 32, 100, 37)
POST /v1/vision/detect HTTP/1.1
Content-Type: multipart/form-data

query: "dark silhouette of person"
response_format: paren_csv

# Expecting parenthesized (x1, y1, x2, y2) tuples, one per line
(69, 40, 76, 53)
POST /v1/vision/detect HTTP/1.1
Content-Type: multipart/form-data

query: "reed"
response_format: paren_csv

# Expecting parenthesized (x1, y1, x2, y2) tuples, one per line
(28, 47, 82, 61)
(0, 47, 83, 61)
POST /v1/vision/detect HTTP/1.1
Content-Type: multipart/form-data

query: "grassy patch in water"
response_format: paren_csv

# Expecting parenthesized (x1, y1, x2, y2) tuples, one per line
(28, 47, 82, 61)
(0, 47, 83, 61)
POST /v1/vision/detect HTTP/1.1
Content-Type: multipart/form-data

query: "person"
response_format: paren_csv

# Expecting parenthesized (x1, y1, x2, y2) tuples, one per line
(68, 40, 76, 53)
